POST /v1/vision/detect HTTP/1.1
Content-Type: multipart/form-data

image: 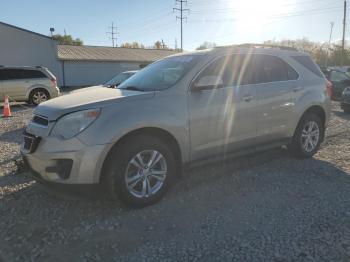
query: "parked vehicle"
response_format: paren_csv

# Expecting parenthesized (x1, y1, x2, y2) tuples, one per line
(340, 87, 350, 113)
(321, 68, 350, 100)
(104, 70, 138, 88)
(71, 70, 138, 93)
(0, 66, 60, 105)
(21, 45, 331, 207)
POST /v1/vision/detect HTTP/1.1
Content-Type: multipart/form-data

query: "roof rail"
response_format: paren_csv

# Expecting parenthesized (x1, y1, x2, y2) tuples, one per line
(237, 43, 298, 51)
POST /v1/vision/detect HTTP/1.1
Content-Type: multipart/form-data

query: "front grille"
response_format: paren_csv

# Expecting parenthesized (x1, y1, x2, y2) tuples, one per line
(23, 132, 41, 153)
(32, 115, 49, 127)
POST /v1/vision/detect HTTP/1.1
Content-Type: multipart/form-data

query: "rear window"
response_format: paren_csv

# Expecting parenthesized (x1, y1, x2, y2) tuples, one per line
(291, 56, 323, 78)
(0, 69, 47, 81)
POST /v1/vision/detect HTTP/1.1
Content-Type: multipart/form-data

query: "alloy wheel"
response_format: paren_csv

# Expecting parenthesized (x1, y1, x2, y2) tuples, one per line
(125, 150, 167, 198)
(301, 120, 320, 153)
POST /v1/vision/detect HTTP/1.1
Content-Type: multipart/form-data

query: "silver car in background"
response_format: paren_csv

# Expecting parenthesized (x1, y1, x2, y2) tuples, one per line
(21, 45, 331, 207)
(0, 66, 60, 105)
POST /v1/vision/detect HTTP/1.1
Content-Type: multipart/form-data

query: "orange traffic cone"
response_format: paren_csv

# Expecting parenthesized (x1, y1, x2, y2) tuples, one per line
(2, 95, 12, 117)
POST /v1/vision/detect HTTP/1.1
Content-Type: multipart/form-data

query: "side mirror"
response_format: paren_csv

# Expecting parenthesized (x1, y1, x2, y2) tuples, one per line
(191, 75, 224, 91)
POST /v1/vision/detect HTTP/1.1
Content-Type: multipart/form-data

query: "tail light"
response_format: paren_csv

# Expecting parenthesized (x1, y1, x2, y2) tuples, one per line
(51, 78, 57, 87)
(326, 80, 333, 98)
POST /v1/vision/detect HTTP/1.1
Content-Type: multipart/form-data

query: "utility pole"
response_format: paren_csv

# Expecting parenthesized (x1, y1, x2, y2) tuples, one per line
(173, 0, 189, 52)
(325, 22, 334, 67)
(107, 22, 118, 47)
(341, 0, 347, 66)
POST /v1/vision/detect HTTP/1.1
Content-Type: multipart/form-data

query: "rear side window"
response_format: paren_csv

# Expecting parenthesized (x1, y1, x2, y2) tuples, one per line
(291, 55, 323, 78)
(0, 69, 46, 80)
(254, 55, 289, 83)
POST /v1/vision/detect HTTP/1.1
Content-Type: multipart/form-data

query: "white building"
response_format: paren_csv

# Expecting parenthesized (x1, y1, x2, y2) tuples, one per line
(0, 21, 62, 83)
(57, 45, 178, 87)
(0, 21, 178, 87)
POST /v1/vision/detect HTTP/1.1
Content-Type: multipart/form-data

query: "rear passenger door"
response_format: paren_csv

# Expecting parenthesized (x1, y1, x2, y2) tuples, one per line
(254, 54, 298, 143)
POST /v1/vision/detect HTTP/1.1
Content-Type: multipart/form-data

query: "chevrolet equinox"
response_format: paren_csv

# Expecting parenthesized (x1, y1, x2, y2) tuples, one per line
(21, 45, 332, 207)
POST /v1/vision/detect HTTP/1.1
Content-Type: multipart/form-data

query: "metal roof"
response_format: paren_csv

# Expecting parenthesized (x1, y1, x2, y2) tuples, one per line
(0, 21, 52, 39)
(57, 45, 179, 62)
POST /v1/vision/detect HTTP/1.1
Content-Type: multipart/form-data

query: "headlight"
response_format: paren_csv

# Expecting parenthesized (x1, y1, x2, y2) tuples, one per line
(51, 109, 100, 139)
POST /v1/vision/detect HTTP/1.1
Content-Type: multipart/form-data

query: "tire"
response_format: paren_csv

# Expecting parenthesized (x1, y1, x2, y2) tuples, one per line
(289, 113, 324, 158)
(344, 109, 350, 114)
(104, 135, 176, 208)
(29, 89, 50, 105)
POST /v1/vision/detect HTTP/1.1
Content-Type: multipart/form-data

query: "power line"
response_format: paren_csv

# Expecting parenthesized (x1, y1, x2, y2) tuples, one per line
(107, 22, 118, 47)
(325, 22, 335, 67)
(173, 0, 190, 51)
(342, 0, 347, 66)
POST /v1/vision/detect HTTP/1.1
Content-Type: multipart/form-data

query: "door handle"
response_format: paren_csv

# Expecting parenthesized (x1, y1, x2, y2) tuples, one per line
(293, 86, 303, 92)
(243, 95, 253, 102)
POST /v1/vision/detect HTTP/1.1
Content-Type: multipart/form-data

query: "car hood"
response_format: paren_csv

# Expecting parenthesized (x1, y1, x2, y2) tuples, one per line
(34, 88, 154, 121)
(70, 85, 105, 93)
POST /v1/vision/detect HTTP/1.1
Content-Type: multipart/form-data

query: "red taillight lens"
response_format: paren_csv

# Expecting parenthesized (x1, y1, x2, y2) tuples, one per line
(51, 79, 57, 87)
(326, 80, 333, 98)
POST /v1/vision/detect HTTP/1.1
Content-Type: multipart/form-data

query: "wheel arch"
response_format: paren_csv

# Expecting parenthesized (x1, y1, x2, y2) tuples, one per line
(292, 105, 326, 142)
(99, 127, 183, 183)
(26, 85, 51, 100)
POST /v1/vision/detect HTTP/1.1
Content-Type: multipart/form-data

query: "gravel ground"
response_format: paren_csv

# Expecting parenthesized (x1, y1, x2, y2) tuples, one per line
(0, 102, 350, 262)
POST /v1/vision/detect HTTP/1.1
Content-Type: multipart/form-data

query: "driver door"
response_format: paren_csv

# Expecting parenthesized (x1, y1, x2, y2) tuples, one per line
(188, 54, 258, 161)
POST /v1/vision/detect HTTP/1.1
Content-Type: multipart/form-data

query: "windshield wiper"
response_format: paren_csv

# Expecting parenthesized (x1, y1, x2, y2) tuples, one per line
(120, 86, 145, 91)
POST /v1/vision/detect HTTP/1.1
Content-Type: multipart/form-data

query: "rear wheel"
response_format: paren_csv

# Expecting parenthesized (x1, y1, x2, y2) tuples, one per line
(29, 89, 50, 105)
(104, 135, 176, 208)
(289, 113, 324, 158)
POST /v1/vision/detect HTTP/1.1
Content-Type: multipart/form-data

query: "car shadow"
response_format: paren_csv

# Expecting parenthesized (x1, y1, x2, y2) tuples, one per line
(2, 148, 349, 207)
(333, 110, 350, 120)
(0, 127, 24, 145)
(1, 148, 350, 260)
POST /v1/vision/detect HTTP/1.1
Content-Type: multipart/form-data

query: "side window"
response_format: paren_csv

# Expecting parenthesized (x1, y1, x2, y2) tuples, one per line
(197, 56, 229, 87)
(195, 54, 254, 87)
(22, 70, 46, 79)
(0, 69, 17, 80)
(286, 63, 299, 80)
(0, 70, 4, 81)
(254, 55, 289, 84)
(330, 71, 348, 82)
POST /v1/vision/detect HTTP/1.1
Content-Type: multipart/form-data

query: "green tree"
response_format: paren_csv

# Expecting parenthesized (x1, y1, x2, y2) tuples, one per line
(196, 42, 217, 50)
(52, 34, 83, 45)
(120, 42, 145, 48)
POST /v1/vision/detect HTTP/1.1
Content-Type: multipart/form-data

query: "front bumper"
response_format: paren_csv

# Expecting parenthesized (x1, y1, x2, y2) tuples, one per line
(20, 134, 110, 185)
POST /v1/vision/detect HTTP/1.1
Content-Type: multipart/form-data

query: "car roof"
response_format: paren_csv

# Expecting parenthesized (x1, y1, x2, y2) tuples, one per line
(0, 66, 47, 70)
(167, 44, 308, 60)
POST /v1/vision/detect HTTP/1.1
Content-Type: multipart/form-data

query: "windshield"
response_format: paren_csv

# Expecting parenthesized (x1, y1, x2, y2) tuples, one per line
(118, 55, 199, 91)
(105, 72, 133, 86)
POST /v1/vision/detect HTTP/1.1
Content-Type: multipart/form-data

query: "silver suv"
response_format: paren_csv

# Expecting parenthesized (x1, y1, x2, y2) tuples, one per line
(0, 66, 60, 105)
(21, 45, 331, 207)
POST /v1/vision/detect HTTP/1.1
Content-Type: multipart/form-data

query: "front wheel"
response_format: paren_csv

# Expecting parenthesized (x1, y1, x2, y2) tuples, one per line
(104, 135, 176, 208)
(289, 113, 324, 158)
